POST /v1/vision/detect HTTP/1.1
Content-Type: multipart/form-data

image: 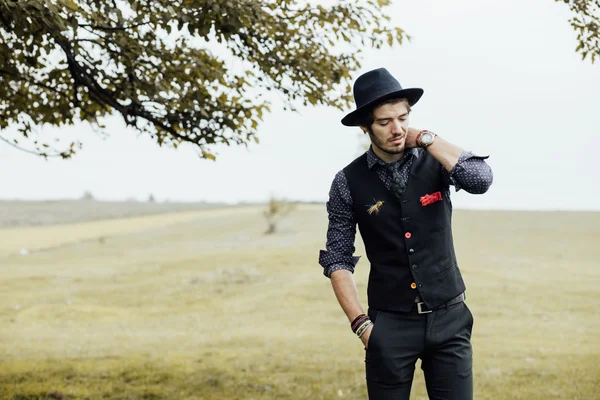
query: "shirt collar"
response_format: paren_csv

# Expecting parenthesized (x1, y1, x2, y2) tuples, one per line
(366, 146, 420, 169)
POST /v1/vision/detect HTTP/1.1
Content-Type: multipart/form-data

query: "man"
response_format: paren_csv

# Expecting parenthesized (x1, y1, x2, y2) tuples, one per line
(318, 67, 493, 400)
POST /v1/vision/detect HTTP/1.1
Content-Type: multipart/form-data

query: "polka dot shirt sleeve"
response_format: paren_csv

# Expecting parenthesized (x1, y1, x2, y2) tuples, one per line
(443, 151, 494, 194)
(319, 170, 361, 278)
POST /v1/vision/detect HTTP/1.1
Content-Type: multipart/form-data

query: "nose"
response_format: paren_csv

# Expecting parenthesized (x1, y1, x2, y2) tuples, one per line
(391, 121, 405, 135)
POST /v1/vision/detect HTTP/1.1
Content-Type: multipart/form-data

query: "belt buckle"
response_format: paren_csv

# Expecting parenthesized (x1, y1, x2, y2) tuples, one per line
(417, 302, 432, 314)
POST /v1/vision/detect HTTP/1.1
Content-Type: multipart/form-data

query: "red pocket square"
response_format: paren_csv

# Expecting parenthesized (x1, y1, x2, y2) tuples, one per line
(420, 191, 442, 206)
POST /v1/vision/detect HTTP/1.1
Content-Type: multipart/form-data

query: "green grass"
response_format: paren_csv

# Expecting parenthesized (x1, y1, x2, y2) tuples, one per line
(0, 205, 598, 399)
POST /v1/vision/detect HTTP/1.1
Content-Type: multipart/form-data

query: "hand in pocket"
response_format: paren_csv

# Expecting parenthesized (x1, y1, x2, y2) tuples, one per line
(361, 324, 374, 349)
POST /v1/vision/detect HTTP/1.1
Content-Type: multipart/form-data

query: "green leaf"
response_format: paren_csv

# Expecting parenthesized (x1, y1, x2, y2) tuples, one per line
(62, 0, 79, 12)
(202, 150, 216, 161)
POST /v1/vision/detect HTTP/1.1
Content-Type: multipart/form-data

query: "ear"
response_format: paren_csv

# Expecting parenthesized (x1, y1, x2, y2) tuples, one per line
(359, 125, 368, 134)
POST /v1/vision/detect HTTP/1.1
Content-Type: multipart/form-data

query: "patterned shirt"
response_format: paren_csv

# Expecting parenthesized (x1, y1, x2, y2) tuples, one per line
(319, 146, 493, 278)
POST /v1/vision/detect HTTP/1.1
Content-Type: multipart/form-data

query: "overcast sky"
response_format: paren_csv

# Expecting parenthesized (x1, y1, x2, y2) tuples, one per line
(1, 0, 599, 210)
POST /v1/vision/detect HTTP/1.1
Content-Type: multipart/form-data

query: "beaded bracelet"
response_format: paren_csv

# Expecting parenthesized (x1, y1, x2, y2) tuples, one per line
(356, 321, 373, 338)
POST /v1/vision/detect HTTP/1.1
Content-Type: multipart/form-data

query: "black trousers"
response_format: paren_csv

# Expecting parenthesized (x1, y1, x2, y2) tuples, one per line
(364, 301, 474, 400)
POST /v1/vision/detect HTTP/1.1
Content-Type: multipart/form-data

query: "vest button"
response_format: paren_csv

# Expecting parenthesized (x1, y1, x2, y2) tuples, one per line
(409, 248, 415, 254)
(405, 232, 412, 239)
(410, 282, 417, 289)
(412, 264, 418, 270)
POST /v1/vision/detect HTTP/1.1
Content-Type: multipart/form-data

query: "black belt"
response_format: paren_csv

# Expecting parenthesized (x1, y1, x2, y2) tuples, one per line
(415, 292, 466, 314)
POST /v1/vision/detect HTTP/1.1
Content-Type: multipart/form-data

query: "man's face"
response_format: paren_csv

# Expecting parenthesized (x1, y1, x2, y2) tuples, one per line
(363, 101, 410, 155)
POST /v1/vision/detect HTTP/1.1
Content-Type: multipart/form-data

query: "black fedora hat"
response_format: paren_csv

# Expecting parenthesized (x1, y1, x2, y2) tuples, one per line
(341, 68, 424, 126)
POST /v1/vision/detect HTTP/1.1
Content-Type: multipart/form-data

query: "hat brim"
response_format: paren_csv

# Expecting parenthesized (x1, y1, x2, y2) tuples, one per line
(341, 88, 424, 127)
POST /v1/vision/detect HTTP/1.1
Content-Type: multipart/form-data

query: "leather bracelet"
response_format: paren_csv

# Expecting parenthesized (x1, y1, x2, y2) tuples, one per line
(352, 316, 370, 333)
(351, 314, 367, 327)
(351, 314, 368, 330)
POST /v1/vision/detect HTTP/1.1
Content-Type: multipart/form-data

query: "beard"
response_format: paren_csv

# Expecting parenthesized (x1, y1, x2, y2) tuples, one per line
(367, 128, 405, 155)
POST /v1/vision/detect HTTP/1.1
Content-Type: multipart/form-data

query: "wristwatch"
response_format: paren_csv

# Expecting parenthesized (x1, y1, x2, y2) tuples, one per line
(417, 130, 437, 148)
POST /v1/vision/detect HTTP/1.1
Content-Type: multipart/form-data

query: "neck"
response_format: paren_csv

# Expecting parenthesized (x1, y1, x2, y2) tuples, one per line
(371, 144, 404, 163)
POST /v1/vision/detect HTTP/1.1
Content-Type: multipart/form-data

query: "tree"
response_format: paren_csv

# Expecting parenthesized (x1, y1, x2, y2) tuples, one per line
(263, 196, 295, 235)
(80, 189, 95, 200)
(0, 0, 409, 159)
(557, 0, 600, 63)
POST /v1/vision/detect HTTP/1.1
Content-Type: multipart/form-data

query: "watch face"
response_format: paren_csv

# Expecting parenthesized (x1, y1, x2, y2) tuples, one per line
(421, 132, 434, 144)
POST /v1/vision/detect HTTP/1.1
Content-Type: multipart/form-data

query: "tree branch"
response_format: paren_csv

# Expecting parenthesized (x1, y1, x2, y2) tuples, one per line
(0, 135, 73, 158)
(52, 33, 212, 147)
(78, 21, 152, 32)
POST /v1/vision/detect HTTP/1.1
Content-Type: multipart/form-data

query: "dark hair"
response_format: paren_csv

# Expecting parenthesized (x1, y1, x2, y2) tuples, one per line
(358, 97, 410, 128)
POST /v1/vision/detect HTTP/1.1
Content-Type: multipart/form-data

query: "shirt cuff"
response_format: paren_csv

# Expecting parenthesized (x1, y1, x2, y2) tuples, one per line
(448, 151, 490, 191)
(323, 263, 356, 278)
(319, 250, 360, 278)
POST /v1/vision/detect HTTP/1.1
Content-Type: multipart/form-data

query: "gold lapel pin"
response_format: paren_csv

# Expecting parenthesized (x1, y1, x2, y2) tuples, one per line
(367, 199, 384, 215)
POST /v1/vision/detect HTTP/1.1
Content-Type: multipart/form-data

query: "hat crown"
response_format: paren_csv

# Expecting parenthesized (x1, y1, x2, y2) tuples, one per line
(353, 68, 403, 108)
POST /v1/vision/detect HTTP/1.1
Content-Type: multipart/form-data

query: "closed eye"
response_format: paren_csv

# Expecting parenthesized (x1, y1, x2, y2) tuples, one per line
(379, 118, 406, 126)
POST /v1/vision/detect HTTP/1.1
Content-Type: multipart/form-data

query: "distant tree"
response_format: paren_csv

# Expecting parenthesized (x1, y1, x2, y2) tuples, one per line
(147, 193, 156, 203)
(264, 197, 295, 235)
(0, 0, 409, 159)
(556, 0, 600, 63)
(80, 190, 95, 201)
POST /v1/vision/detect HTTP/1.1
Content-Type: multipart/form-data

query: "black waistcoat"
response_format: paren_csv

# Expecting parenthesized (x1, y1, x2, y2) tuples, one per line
(343, 151, 465, 312)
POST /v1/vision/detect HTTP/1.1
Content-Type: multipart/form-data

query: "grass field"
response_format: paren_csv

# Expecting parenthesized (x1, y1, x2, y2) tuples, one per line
(0, 203, 599, 399)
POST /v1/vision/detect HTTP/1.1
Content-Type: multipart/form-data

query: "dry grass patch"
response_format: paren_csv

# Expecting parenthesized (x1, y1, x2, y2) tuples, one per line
(0, 204, 598, 399)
